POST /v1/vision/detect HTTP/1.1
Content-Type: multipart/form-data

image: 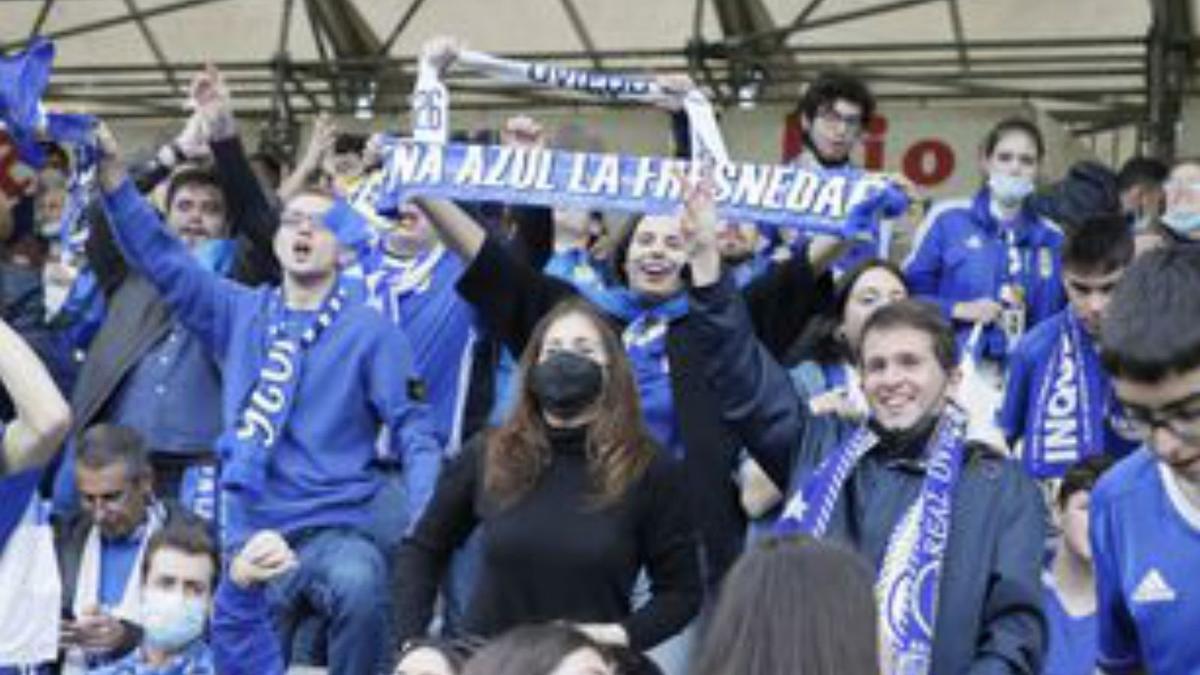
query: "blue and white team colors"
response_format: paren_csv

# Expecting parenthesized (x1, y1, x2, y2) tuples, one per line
(1090, 449, 1200, 674)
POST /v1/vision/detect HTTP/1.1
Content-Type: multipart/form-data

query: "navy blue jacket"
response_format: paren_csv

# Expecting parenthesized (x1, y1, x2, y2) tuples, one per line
(683, 272, 1047, 674)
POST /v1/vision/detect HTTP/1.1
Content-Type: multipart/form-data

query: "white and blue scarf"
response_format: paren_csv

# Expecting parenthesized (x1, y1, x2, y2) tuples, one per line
(581, 285, 689, 458)
(777, 407, 969, 673)
(1022, 311, 1107, 478)
(220, 283, 348, 496)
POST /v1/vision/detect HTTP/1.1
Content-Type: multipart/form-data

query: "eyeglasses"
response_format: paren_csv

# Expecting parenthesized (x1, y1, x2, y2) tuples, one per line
(1116, 393, 1200, 444)
(816, 106, 864, 133)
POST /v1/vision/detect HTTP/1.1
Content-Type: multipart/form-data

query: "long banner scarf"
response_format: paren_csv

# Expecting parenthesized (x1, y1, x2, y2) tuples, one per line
(377, 139, 908, 236)
(1022, 311, 1105, 478)
(220, 283, 348, 497)
(776, 408, 968, 674)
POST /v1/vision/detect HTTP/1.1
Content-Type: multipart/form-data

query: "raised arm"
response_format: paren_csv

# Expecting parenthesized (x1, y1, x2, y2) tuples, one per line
(681, 178, 806, 487)
(190, 64, 282, 286)
(0, 318, 70, 476)
(421, 197, 575, 357)
(95, 124, 244, 358)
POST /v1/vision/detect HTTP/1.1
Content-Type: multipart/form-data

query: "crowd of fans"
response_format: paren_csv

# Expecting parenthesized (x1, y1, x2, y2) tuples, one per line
(0, 35, 1199, 675)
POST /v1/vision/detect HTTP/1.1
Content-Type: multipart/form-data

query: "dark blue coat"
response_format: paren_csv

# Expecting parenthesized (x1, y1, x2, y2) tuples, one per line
(683, 272, 1047, 674)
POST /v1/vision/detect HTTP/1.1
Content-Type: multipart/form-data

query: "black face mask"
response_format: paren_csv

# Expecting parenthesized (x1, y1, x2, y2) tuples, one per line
(529, 351, 605, 420)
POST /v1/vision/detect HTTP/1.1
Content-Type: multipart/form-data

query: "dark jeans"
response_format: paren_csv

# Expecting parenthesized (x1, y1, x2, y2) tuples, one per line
(267, 528, 392, 675)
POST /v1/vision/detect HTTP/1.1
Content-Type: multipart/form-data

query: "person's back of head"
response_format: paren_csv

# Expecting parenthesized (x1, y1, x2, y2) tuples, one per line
(1101, 245, 1200, 383)
(692, 535, 878, 675)
(462, 624, 612, 675)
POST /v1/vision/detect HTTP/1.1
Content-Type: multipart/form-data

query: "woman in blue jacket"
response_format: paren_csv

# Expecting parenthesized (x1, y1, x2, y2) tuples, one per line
(904, 117, 1065, 368)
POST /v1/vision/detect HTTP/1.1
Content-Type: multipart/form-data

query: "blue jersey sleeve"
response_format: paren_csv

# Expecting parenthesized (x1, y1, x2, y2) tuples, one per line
(1090, 492, 1143, 673)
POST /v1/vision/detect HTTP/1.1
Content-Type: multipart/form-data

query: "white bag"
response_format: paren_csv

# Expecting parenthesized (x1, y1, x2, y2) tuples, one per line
(0, 496, 62, 667)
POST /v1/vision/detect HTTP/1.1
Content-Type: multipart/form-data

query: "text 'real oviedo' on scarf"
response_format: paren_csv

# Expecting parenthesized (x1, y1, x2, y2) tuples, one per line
(388, 45, 910, 242)
(776, 405, 969, 675)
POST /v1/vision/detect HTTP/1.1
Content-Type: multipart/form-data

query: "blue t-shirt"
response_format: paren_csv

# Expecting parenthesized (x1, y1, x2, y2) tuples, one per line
(1043, 576, 1098, 675)
(1090, 449, 1200, 673)
(99, 531, 145, 608)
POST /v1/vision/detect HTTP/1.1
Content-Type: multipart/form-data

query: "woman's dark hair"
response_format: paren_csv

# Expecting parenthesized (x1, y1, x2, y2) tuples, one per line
(858, 299, 957, 373)
(982, 117, 1045, 160)
(791, 258, 907, 365)
(484, 298, 656, 508)
(692, 535, 878, 675)
(462, 623, 608, 675)
(798, 71, 876, 126)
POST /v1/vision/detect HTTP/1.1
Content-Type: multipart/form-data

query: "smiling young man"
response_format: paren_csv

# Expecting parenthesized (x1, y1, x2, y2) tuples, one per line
(999, 216, 1140, 479)
(1090, 245, 1200, 673)
(93, 125, 441, 674)
(684, 183, 1046, 673)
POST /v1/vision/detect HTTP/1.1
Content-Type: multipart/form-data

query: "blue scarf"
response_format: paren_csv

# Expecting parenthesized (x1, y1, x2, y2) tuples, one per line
(1023, 311, 1107, 478)
(777, 408, 968, 673)
(220, 282, 348, 497)
(544, 248, 605, 291)
(581, 285, 690, 458)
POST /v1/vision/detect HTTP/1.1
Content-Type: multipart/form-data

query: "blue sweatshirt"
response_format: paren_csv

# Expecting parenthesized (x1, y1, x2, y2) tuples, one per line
(905, 188, 1065, 360)
(102, 180, 441, 547)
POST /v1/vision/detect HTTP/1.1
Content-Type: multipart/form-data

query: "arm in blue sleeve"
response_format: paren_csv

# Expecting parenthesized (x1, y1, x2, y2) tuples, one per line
(100, 178, 244, 358)
(1091, 496, 1144, 673)
(904, 214, 956, 320)
(966, 467, 1047, 674)
(997, 343, 1033, 443)
(211, 579, 284, 675)
(372, 322, 442, 524)
(685, 272, 806, 488)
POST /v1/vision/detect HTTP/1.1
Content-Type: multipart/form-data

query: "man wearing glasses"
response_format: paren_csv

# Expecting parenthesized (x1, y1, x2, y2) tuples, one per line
(1091, 245, 1200, 673)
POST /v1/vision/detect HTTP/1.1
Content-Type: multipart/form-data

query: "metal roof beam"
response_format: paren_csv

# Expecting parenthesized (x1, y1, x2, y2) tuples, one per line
(1, 0, 239, 52)
(122, 0, 183, 97)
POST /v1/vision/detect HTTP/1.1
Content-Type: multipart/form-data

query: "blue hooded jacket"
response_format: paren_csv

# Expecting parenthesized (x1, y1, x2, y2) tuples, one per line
(905, 188, 1065, 361)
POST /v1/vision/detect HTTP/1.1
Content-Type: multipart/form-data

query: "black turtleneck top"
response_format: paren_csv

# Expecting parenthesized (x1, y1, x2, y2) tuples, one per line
(394, 426, 701, 650)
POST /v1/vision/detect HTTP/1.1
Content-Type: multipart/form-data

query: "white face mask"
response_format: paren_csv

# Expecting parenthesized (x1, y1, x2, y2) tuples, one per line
(1162, 209, 1200, 235)
(140, 589, 207, 652)
(988, 173, 1035, 207)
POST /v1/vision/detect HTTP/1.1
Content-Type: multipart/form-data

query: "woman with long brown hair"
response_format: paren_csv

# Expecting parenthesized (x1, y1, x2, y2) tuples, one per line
(394, 298, 701, 653)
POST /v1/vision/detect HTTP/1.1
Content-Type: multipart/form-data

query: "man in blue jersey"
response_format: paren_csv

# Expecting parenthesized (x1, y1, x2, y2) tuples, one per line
(93, 124, 441, 674)
(1091, 244, 1200, 673)
(1000, 215, 1140, 479)
(0, 316, 72, 670)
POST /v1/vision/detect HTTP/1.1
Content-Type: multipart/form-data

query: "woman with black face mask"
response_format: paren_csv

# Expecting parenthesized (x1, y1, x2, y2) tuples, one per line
(394, 299, 702, 654)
